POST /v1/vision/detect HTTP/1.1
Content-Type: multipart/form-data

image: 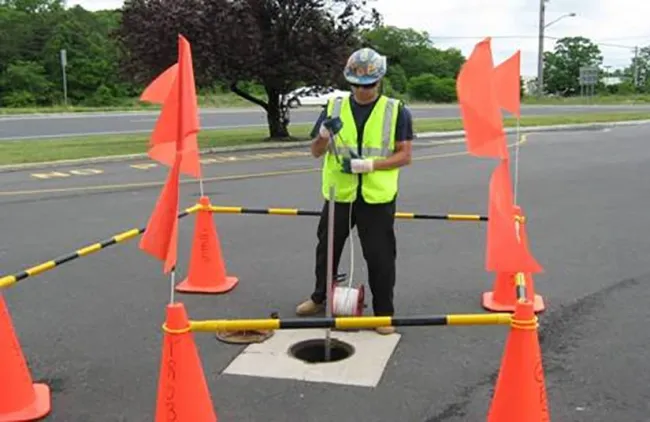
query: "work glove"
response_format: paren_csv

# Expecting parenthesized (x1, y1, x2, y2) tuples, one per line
(341, 151, 374, 174)
(320, 117, 343, 140)
(319, 123, 331, 139)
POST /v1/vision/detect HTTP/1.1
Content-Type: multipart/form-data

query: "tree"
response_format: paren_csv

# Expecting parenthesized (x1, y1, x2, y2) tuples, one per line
(0, 0, 64, 13)
(359, 25, 464, 102)
(0, 0, 127, 107)
(623, 46, 650, 92)
(115, 0, 381, 139)
(362, 25, 465, 80)
(542, 36, 603, 96)
(0, 0, 66, 76)
(0, 60, 54, 106)
(407, 73, 456, 102)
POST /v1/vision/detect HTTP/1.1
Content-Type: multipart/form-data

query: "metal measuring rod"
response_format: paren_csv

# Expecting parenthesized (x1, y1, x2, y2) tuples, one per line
(323, 116, 344, 362)
(322, 116, 344, 163)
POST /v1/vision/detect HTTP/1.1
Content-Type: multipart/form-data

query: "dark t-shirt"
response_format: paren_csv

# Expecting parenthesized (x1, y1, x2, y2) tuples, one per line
(309, 96, 414, 146)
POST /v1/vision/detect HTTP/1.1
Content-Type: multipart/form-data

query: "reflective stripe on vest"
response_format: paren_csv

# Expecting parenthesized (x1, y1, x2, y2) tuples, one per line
(328, 96, 397, 158)
(321, 95, 401, 204)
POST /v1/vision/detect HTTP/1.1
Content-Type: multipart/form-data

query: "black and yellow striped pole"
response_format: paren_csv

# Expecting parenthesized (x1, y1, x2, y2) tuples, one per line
(515, 272, 528, 302)
(207, 205, 487, 222)
(181, 312, 512, 333)
(0, 204, 202, 289)
(0, 201, 486, 290)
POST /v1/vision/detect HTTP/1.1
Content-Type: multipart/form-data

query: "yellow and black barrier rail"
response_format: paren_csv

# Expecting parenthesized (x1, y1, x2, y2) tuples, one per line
(207, 205, 488, 222)
(0, 205, 202, 289)
(0, 202, 486, 290)
(176, 313, 512, 333)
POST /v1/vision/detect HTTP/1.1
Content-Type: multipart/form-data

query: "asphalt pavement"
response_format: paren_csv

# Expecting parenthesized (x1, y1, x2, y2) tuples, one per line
(2, 104, 650, 140)
(1, 124, 650, 421)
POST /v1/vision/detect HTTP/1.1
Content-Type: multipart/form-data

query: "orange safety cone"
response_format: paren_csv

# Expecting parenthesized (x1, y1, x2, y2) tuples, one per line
(156, 301, 217, 422)
(487, 299, 551, 422)
(482, 272, 545, 313)
(482, 206, 545, 313)
(0, 294, 50, 422)
(176, 196, 239, 294)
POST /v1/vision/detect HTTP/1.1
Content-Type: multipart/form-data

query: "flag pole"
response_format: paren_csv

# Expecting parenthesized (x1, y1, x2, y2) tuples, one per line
(513, 117, 521, 205)
(170, 268, 176, 304)
(513, 51, 522, 206)
(169, 35, 185, 305)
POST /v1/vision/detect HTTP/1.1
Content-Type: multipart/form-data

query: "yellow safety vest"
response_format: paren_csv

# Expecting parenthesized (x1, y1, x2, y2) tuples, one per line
(321, 95, 401, 204)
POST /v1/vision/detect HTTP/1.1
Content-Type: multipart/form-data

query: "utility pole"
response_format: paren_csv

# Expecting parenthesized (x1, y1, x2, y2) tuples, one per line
(536, 0, 546, 97)
(633, 46, 639, 89)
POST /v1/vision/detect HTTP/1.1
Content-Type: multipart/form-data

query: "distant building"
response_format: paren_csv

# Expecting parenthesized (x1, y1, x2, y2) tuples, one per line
(601, 76, 623, 86)
(522, 75, 537, 94)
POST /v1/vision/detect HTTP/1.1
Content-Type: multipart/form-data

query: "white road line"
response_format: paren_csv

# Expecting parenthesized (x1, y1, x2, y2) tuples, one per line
(0, 107, 327, 121)
(129, 118, 158, 123)
(0, 123, 301, 141)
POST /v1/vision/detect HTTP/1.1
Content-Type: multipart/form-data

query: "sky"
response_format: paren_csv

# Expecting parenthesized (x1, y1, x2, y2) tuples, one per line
(68, 0, 650, 77)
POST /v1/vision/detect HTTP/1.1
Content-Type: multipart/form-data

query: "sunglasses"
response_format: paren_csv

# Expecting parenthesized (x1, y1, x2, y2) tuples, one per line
(350, 82, 378, 89)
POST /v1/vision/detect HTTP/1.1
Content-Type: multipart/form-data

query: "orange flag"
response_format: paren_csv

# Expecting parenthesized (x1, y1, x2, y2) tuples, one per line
(141, 34, 202, 179)
(141, 63, 179, 104)
(139, 155, 182, 274)
(456, 37, 508, 159)
(494, 50, 521, 118)
(485, 159, 543, 273)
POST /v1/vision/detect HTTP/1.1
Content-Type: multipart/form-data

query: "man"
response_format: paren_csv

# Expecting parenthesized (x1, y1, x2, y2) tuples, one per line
(295, 47, 414, 335)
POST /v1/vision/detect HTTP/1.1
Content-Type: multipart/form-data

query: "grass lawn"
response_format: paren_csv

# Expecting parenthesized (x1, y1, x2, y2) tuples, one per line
(2, 93, 650, 115)
(1, 112, 649, 165)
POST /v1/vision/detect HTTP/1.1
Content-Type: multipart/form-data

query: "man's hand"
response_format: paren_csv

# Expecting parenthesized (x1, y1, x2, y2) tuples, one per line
(342, 157, 374, 174)
(311, 123, 332, 157)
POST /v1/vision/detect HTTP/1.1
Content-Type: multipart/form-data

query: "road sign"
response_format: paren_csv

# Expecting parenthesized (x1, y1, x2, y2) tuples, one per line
(579, 66, 599, 98)
(579, 66, 598, 86)
(60, 49, 68, 105)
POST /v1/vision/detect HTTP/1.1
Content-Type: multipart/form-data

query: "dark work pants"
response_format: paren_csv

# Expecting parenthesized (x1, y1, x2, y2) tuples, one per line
(311, 197, 397, 316)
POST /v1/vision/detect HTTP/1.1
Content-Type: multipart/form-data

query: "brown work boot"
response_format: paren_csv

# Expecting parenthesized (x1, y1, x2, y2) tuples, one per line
(375, 326, 396, 335)
(295, 299, 324, 316)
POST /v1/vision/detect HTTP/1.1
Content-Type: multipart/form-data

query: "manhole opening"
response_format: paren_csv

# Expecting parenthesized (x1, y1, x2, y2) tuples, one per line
(289, 338, 355, 363)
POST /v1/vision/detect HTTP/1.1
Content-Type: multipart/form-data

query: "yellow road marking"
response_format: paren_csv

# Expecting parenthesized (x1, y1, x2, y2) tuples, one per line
(68, 168, 103, 176)
(26, 151, 309, 178)
(0, 168, 318, 196)
(130, 163, 158, 170)
(26, 140, 456, 179)
(1, 135, 528, 197)
(31, 168, 104, 179)
(424, 138, 466, 146)
(129, 150, 309, 170)
(415, 135, 527, 160)
(31, 171, 71, 179)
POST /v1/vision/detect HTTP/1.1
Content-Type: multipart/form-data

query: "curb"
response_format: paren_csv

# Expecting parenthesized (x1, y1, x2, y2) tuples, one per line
(1, 103, 647, 119)
(417, 118, 650, 139)
(0, 133, 467, 174)
(0, 140, 316, 173)
(0, 106, 326, 120)
(1, 119, 648, 174)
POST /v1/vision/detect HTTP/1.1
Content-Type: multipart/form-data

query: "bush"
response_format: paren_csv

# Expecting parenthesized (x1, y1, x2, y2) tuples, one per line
(1, 90, 37, 107)
(83, 84, 121, 107)
(407, 73, 456, 102)
(0, 61, 55, 106)
(386, 64, 408, 93)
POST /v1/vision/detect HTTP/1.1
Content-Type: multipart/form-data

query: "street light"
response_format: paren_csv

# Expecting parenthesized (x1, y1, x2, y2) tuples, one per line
(545, 12, 576, 29)
(536, 0, 576, 97)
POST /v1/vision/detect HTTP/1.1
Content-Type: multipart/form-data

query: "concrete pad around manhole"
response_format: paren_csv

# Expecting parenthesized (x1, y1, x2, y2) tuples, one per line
(221, 328, 401, 387)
